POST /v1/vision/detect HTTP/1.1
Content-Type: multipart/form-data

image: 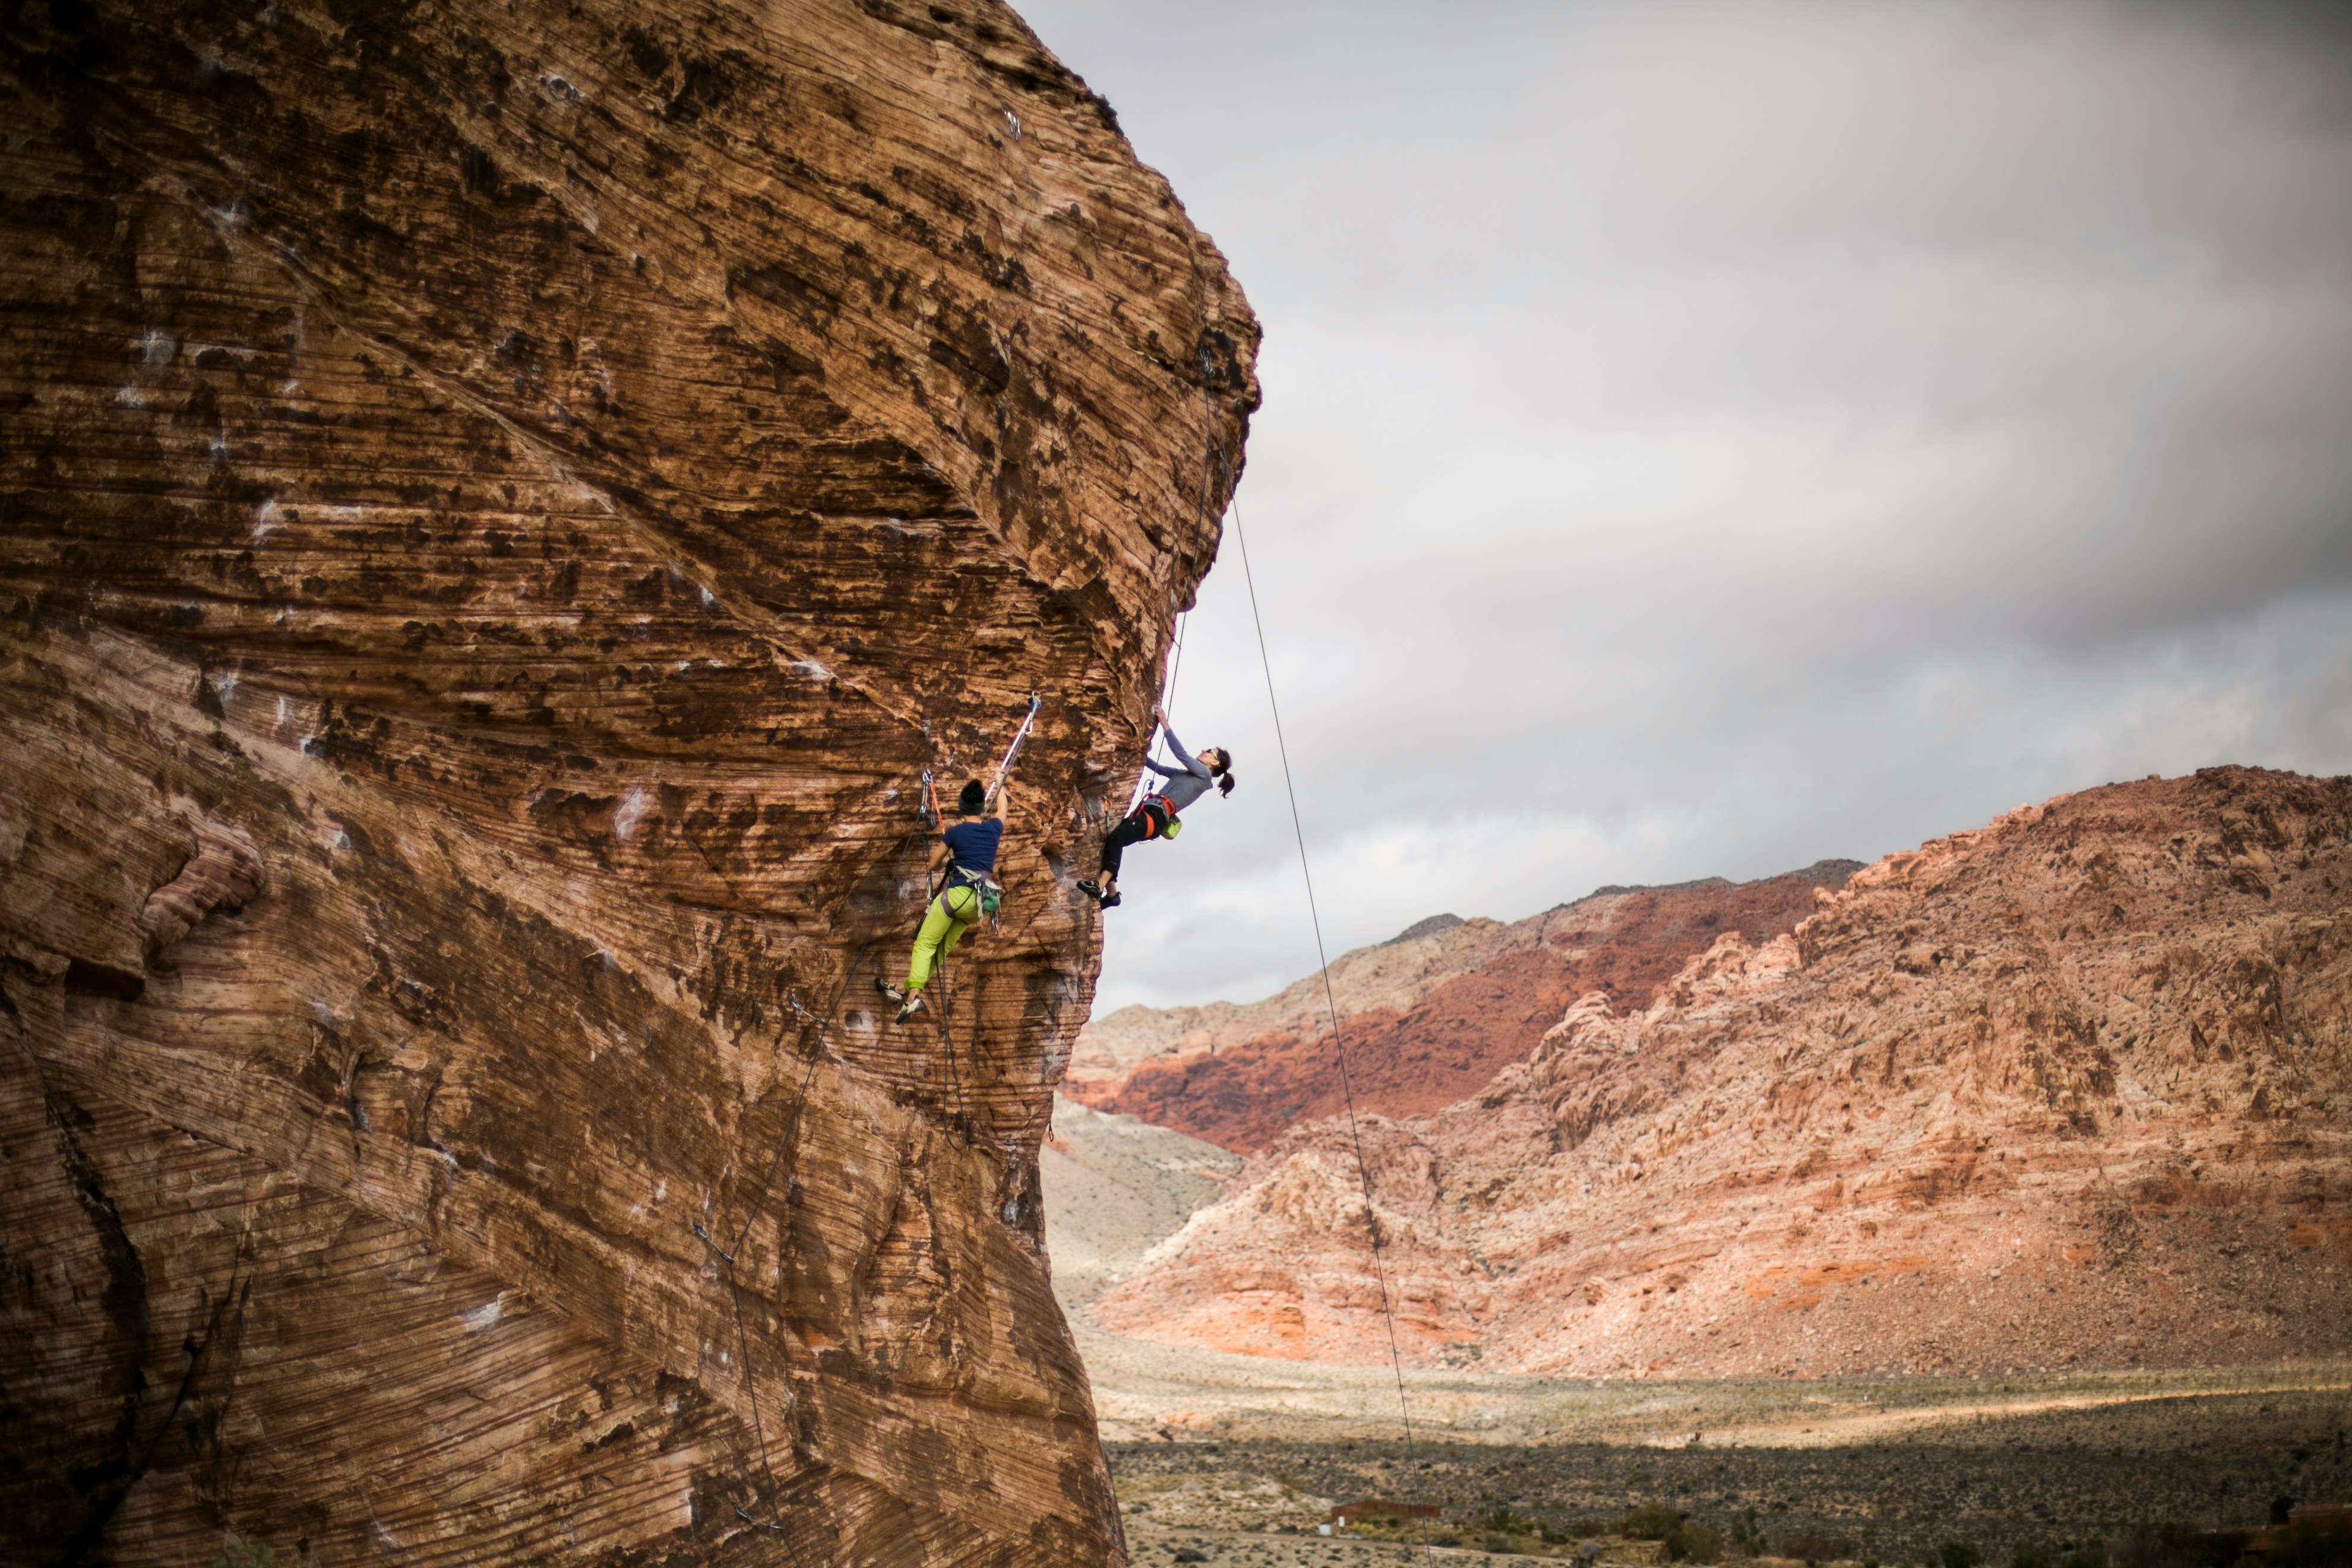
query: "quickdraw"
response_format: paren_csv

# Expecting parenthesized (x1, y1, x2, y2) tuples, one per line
(987, 693, 1041, 799)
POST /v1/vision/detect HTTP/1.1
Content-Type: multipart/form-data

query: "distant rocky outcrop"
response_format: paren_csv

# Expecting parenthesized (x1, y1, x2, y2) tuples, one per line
(1091, 770, 2352, 1376)
(1039, 1096, 1243, 1310)
(1067, 861, 1861, 1150)
(0, 2, 1255, 1563)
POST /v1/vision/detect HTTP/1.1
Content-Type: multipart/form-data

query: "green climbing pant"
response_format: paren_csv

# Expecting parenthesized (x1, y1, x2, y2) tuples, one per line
(903, 883, 981, 993)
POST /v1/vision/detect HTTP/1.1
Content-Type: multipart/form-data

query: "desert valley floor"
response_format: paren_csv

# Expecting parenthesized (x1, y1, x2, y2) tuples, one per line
(1043, 1096, 2352, 1563)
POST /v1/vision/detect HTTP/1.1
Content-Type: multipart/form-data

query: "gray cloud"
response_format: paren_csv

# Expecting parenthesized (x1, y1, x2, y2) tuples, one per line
(1007, 0, 2352, 1013)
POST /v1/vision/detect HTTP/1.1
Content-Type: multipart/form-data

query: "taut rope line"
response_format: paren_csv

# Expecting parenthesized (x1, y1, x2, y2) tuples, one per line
(693, 817, 928, 1554)
(1229, 486, 1436, 1564)
(1124, 357, 1224, 816)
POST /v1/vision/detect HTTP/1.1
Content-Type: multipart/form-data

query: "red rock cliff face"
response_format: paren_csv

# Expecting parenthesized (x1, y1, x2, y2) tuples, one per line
(0, 2, 1254, 1563)
(1093, 772, 2352, 1376)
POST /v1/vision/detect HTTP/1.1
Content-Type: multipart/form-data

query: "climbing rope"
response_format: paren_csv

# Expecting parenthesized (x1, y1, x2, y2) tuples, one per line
(928, 694, 1039, 1140)
(694, 356, 1416, 1563)
(693, 814, 931, 1553)
(933, 928, 973, 1137)
(911, 766, 975, 1128)
(1124, 360, 1224, 817)
(1229, 486, 1437, 1563)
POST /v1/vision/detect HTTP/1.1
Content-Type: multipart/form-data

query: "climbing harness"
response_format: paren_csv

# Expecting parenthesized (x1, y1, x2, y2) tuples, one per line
(1130, 794, 1181, 840)
(944, 867, 1004, 919)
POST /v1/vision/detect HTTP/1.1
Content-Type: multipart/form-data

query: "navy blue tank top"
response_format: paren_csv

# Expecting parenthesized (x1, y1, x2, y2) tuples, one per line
(941, 817, 1003, 875)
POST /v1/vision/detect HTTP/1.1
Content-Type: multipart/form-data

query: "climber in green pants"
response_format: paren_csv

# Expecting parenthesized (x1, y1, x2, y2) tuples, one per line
(877, 777, 1011, 1024)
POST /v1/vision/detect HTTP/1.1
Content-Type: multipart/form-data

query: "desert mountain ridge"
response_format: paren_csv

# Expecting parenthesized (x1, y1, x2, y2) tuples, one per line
(1077, 766, 2351, 1380)
(1069, 859, 1865, 1151)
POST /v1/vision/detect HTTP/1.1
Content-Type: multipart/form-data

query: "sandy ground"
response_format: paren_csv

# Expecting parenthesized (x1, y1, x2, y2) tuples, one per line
(1041, 1098, 2352, 1564)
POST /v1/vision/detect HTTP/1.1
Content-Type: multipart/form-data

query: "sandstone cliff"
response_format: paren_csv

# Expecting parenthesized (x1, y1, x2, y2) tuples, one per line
(1092, 770, 2352, 1376)
(1067, 862, 1860, 1151)
(0, 2, 1254, 1563)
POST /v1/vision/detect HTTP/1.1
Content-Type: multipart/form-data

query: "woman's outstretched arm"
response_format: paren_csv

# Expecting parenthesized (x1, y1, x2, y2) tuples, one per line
(1153, 723, 1210, 779)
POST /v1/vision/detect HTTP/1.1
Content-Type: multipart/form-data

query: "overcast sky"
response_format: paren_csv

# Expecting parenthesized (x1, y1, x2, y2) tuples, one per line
(1005, 0, 2352, 1017)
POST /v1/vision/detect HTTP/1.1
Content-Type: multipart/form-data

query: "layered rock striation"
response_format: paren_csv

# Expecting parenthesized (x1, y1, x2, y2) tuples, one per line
(0, 2, 1254, 1563)
(1093, 771, 2352, 1375)
(1066, 862, 1860, 1151)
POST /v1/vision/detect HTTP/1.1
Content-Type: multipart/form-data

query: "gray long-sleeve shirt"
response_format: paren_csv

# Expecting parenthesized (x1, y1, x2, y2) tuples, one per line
(1143, 723, 1215, 812)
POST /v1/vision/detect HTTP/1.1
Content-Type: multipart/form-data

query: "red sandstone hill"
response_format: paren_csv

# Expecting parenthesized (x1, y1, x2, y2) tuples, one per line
(1090, 767, 2352, 1377)
(1066, 861, 1861, 1151)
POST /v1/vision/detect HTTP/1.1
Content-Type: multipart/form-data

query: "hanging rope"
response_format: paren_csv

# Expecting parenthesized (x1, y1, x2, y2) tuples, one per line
(909, 765, 973, 1129)
(928, 694, 1041, 1139)
(693, 815, 930, 1552)
(1228, 486, 1436, 1563)
(1124, 359, 1224, 816)
(932, 912, 973, 1139)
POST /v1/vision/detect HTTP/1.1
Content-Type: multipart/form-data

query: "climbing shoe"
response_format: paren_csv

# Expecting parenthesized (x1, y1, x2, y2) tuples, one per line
(874, 978, 906, 1005)
(1076, 879, 1104, 903)
(894, 993, 926, 1024)
(1098, 892, 1122, 909)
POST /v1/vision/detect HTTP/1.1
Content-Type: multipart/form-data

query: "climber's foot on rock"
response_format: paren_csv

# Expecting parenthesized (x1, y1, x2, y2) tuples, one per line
(1076, 879, 1104, 903)
(894, 993, 925, 1024)
(874, 978, 905, 1005)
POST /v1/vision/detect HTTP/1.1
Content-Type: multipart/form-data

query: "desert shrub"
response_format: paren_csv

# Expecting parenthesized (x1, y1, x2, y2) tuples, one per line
(1569, 1519, 1611, 1539)
(1621, 1506, 1724, 1563)
(2016, 1542, 2055, 1568)
(1730, 1508, 1768, 1558)
(2266, 1519, 2352, 1568)
(1781, 1533, 1859, 1563)
(214, 1539, 318, 1568)
(1625, 1504, 1687, 1541)
(1941, 1540, 1986, 1568)
(1677, 1524, 1726, 1564)
(1484, 1532, 1518, 1553)
(2112, 1525, 2214, 1568)
(2191, 1536, 2254, 1568)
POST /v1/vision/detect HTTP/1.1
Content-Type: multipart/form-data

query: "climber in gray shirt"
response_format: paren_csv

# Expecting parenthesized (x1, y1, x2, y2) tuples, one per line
(1077, 708, 1234, 910)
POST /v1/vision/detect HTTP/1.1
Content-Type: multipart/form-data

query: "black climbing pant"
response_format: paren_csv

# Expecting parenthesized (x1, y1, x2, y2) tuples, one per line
(1099, 800, 1170, 881)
